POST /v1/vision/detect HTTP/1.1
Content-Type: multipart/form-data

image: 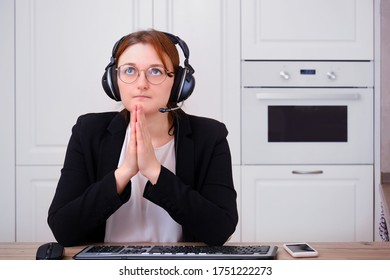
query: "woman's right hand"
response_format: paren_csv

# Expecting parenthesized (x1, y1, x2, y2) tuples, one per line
(114, 107, 139, 194)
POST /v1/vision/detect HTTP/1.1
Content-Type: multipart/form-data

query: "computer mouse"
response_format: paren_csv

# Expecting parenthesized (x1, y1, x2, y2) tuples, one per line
(36, 242, 65, 260)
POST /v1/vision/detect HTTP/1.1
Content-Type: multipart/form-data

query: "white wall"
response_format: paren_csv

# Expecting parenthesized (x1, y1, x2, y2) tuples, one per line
(0, 0, 16, 242)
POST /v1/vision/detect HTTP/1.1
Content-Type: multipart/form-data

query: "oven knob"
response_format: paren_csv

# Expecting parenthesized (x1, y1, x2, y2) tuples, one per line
(327, 71, 337, 80)
(280, 71, 290, 80)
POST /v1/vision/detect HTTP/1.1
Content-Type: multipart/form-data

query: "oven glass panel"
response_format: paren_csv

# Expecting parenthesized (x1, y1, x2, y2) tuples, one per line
(268, 106, 347, 142)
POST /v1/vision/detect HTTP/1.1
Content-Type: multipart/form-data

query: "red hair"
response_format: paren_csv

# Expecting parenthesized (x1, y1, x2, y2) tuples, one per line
(115, 29, 180, 72)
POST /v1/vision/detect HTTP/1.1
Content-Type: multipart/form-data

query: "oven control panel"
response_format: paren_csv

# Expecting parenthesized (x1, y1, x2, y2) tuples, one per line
(242, 61, 373, 87)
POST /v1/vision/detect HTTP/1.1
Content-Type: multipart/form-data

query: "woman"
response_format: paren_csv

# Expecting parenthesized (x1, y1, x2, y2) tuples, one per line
(48, 29, 238, 247)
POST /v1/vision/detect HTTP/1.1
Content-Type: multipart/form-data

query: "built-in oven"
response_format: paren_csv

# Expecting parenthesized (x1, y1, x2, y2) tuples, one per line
(241, 61, 373, 165)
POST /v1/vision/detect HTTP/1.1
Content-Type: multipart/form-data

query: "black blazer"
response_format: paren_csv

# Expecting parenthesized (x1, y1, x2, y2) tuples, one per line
(48, 111, 238, 246)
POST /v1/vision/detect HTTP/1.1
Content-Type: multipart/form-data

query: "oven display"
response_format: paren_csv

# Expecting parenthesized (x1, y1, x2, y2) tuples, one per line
(268, 106, 347, 142)
(300, 69, 316, 75)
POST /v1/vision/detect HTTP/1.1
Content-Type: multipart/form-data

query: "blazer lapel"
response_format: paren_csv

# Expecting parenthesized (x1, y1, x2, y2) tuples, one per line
(97, 112, 128, 178)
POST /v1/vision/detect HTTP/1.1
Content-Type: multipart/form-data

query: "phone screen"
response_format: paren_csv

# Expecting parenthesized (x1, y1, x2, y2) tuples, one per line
(287, 244, 315, 252)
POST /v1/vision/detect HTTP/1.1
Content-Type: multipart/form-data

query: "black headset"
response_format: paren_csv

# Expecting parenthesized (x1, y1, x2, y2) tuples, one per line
(102, 32, 195, 104)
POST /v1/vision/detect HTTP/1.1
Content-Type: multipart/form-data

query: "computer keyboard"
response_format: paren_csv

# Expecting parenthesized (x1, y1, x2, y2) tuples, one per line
(73, 244, 278, 260)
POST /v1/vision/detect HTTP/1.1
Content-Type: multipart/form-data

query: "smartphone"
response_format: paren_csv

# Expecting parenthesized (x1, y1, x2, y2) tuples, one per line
(283, 243, 318, 258)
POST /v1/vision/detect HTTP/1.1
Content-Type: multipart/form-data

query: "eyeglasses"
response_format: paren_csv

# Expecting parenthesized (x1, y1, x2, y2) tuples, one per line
(116, 64, 174, 85)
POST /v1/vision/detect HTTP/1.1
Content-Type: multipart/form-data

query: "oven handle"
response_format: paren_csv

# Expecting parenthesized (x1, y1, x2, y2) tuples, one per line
(292, 170, 324, 175)
(256, 93, 361, 100)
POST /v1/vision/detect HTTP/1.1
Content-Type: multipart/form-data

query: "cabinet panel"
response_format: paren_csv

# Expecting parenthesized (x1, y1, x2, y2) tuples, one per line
(0, 0, 16, 242)
(152, 0, 241, 164)
(15, 0, 152, 165)
(241, 165, 373, 242)
(228, 165, 241, 242)
(154, 0, 224, 120)
(16, 166, 61, 242)
(241, 0, 373, 60)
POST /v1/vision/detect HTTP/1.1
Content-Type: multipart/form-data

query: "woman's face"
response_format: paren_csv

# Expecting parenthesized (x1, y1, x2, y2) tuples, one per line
(117, 43, 174, 115)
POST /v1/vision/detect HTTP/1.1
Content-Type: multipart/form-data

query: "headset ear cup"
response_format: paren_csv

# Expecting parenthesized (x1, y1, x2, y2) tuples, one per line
(102, 64, 121, 101)
(180, 69, 195, 102)
(102, 35, 126, 102)
(109, 66, 121, 101)
(170, 66, 185, 102)
(170, 66, 195, 103)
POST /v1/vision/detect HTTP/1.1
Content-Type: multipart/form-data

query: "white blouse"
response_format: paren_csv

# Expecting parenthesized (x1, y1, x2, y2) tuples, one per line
(104, 125, 183, 242)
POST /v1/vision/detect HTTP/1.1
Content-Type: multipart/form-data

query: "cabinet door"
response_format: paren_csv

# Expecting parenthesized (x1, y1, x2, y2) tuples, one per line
(15, 0, 153, 165)
(152, 0, 241, 164)
(241, 0, 373, 60)
(16, 166, 60, 242)
(152, 0, 242, 240)
(229, 165, 241, 242)
(241, 165, 373, 242)
(14, 0, 154, 242)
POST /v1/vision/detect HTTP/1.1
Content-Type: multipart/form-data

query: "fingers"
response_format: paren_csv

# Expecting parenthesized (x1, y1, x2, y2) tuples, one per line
(129, 107, 137, 153)
(120, 106, 139, 178)
(114, 121, 138, 194)
(135, 106, 151, 148)
(135, 106, 153, 162)
(134, 106, 161, 184)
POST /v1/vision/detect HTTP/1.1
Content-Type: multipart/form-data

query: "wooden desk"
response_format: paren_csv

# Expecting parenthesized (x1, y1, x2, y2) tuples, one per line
(1, 242, 390, 260)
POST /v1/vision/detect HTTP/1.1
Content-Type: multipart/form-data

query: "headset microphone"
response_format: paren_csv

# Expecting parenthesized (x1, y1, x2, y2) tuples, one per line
(159, 102, 183, 113)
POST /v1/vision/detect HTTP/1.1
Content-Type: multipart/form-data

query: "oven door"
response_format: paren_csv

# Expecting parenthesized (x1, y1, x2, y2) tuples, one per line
(241, 88, 373, 164)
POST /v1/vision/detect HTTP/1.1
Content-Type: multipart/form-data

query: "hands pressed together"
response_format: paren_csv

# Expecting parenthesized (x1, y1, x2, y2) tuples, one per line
(115, 105, 162, 194)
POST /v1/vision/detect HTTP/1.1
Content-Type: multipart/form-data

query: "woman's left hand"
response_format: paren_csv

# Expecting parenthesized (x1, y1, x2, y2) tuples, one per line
(134, 105, 161, 184)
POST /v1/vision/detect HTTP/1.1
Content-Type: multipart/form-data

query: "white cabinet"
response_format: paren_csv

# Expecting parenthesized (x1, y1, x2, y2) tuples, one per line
(152, 0, 241, 164)
(15, 0, 146, 165)
(16, 166, 60, 242)
(13, 0, 150, 242)
(229, 165, 241, 242)
(240, 0, 375, 243)
(241, 0, 374, 60)
(241, 165, 373, 242)
(15, 0, 240, 167)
